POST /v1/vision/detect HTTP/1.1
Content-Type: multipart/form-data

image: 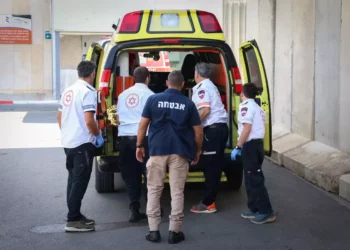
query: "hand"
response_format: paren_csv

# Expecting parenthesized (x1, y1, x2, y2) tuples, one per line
(231, 147, 242, 160)
(136, 147, 145, 163)
(191, 151, 201, 166)
(96, 134, 104, 148)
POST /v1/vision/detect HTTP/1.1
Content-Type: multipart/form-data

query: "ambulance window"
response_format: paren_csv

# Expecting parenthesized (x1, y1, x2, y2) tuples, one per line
(244, 48, 263, 91)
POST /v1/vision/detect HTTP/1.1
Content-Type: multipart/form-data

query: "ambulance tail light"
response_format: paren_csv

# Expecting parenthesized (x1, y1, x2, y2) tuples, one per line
(232, 67, 242, 94)
(197, 11, 222, 33)
(119, 11, 142, 33)
(100, 69, 111, 96)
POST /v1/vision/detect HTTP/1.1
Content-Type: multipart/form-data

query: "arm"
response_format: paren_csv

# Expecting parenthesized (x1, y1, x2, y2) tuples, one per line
(193, 88, 211, 122)
(237, 123, 252, 147)
(137, 117, 150, 146)
(136, 117, 151, 162)
(57, 111, 62, 129)
(198, 107, 210, 122)
(190, 103, 203, 165)
(84, 111, 100, 136)
(136, 97, 153, 162)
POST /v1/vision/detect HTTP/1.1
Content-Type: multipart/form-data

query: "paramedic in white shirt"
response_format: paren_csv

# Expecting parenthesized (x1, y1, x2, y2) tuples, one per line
(57, 61, 104, 232)
(117, 66, 154, 222)
(190, 62, 229, 214)
(231, 82, 276, 224)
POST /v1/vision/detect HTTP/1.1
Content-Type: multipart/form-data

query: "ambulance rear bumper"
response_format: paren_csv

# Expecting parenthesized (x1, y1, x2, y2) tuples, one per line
(96, 153, 241, 174)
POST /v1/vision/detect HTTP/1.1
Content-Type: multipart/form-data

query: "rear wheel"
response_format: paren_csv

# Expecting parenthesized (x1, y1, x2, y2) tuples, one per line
(94, 158, 114, 193)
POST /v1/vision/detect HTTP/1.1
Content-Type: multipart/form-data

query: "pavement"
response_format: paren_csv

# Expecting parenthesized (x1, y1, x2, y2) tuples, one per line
(1, 105, 350, 250)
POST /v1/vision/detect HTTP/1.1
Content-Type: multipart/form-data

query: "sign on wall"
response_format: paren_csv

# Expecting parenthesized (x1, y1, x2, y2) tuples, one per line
(0, 15, 32, 44)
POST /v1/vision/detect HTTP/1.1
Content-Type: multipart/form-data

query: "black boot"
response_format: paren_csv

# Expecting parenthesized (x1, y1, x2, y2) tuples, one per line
(168, 231, 185, 244)
(129, 207, 147, 222)
(146, 231, 161, 243)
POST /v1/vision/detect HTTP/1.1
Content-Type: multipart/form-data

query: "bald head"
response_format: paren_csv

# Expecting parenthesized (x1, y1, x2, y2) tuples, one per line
(167, 70, 184, 89)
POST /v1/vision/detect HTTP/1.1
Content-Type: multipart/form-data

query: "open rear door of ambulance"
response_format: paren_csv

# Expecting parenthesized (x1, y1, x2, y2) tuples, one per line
(85, 42, 104, 89)
(239, 40, 272, 156)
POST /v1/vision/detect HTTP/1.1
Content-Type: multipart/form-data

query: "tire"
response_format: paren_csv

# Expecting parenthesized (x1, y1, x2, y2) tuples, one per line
(94, 158, 114, 193)
(223, 160, 243, 190)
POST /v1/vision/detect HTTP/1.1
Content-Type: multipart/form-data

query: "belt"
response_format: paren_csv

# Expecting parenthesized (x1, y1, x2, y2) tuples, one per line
(119, 136, 137, 140)
(204, 123, 227, 129)
(246, 138, 263, 143)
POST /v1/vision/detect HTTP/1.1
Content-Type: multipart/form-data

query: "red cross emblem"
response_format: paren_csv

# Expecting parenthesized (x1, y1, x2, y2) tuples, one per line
(63, 90, 73, 106)
(125, 93, 139, 108)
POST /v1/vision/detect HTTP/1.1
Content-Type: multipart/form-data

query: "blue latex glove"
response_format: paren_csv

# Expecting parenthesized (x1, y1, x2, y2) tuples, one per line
(231, 147, 242, 160)
(96, 134, 104, 148)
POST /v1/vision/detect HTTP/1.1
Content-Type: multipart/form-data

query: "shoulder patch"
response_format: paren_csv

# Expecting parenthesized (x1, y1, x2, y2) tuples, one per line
(241, 107, 248, 117)
(198, 89, 205, 99)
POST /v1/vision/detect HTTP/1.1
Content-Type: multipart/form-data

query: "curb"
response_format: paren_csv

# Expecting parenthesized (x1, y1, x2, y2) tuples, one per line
(0, 100, 59, 105)
(269, 129, 350, 202)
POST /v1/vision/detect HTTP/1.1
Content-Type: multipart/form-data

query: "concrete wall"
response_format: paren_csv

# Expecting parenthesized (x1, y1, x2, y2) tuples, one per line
(54, 0, 223, 33)
(223, 0, 350, 153)
(0, 0, 52, 97)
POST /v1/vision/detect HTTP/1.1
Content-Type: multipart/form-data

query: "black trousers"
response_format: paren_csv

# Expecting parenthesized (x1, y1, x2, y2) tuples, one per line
(242, 139, 273, 214)
(119, 136, 149, 210)
(201, 123, 229, 206)
(64, 143, 95, 221)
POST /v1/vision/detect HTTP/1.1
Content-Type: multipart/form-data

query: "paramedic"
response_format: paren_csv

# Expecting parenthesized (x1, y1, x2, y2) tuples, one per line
(190, 62, 229, 214)
(231, 82, 276, 224)
(117, 66, 154, 222)
(57, 60, 104, 232)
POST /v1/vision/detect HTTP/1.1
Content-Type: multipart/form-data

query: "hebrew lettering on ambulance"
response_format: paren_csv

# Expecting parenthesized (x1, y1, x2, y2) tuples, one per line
(158, 101, 185, 110)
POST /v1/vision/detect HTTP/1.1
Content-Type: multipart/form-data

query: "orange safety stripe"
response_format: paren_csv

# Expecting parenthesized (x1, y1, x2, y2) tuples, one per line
(197, 102, 210, 108)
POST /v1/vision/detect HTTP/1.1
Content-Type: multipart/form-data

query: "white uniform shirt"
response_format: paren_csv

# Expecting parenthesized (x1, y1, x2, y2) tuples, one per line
(192, 79, 228, 127)
(59, 79, 97, 148)
(238, 98, 266, 141)
(117, 83, 154, 136)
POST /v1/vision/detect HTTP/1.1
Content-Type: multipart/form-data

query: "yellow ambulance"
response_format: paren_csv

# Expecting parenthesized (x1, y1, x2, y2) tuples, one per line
(85, 10, 272, 193)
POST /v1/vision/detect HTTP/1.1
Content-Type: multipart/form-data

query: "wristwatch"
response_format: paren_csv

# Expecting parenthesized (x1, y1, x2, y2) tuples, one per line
(136, 144, 144, 148)
(235, 145, 242, 149)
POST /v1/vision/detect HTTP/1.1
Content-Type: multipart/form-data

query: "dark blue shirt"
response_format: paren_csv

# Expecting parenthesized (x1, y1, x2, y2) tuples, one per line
(142, 88, 201, 160)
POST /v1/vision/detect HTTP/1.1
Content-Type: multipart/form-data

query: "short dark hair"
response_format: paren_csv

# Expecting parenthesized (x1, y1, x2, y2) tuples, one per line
(77, 61, 96, 78)
(133, 66, 150, 83)
(242, 82, 259, 99)
(167, 70, 184, 87)
(195, 62, 211, 78)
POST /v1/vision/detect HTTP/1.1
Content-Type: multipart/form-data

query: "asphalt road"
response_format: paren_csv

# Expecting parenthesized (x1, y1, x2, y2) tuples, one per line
(1, 104, 350, 250)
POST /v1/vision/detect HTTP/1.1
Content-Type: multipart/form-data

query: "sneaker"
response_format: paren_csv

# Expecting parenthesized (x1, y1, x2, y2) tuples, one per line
(250, 212, 276, 224)
(80, 215, 95, 225)
(64, 221, 95, 232)
(145, 231, 161, 243)
(190, 202, 217, 214)
(168, 231, 185, 244)
(241, 211, 258, 219)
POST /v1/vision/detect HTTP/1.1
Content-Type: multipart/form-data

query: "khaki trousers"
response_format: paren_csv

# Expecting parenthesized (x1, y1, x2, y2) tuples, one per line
(146, 154, 189, 232)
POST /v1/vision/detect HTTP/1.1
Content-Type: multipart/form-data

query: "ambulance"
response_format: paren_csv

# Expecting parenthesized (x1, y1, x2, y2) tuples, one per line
(85, 10, 272, 193)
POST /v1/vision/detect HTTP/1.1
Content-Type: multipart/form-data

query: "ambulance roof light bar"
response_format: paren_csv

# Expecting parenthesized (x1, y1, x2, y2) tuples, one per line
(197, 11, 222, 33)
(119, 11, 143, 33)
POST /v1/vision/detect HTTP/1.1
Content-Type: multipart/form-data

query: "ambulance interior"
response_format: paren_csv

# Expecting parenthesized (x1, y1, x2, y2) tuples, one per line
(115, 50, 229, 109)
(110, 49, 231, 152)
